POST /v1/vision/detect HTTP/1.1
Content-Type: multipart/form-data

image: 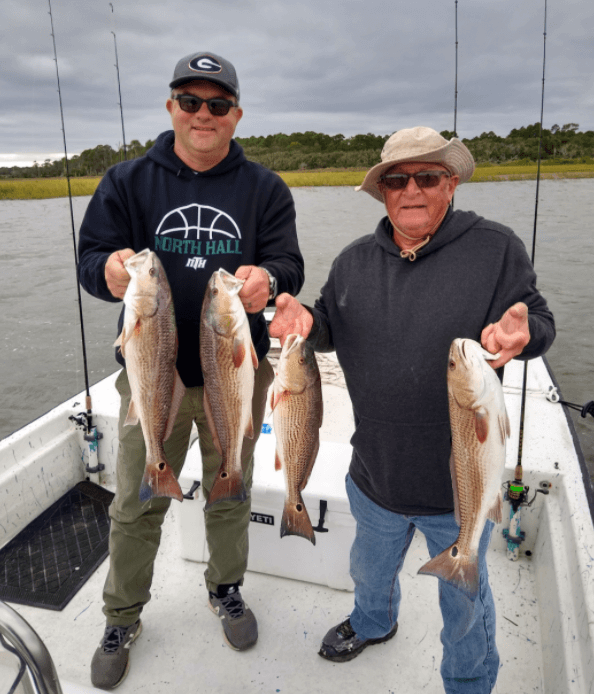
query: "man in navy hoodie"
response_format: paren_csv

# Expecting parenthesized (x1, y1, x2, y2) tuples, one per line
(78, 52, 303, 689)
(270, 127, 555, 694)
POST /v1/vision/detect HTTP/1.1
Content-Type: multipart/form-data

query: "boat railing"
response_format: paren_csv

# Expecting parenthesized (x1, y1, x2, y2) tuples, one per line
(0, 600, 63, 694)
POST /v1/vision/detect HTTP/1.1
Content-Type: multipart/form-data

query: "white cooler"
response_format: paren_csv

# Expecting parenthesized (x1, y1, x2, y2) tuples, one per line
(174, 427, 356, 591)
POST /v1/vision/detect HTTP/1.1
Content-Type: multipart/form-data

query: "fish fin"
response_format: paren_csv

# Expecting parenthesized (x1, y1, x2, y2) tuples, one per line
(418, 545, 479, 601)
(124, 399, 139, 427)
(204, 466, 247, 510)
(449, 450, 461, 527)
(280, 494, 316, 545)
(251, 343, 259, 370)
(488, 492, 503, 524)
(499, 410, 511, 444)
(139, 460, 183, 503)
(203, 390, 223, 456)
(271, 390, 290, 410)
(113, 328, 127, 357)
(233, 339, 246, 368)
(275, 451, 282, 471)
(164, 370, 186, 442)
(474, 409, 489, 443)
(244, 415, 254, 440)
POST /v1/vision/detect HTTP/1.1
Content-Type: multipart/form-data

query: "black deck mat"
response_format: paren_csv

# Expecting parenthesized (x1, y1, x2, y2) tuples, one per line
(0, 481, 114, 610)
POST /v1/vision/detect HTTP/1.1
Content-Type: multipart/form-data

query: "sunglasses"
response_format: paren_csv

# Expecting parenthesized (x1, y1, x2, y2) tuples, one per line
(379, 170, 451, 191)
(172, 94, 237, 116)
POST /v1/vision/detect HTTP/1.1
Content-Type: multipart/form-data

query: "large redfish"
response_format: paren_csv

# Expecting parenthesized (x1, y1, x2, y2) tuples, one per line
(418, 338, 510, 600)
(115, 249, 185, 502)
(271, 334, 323, 545)
(200, 269, 258, 510)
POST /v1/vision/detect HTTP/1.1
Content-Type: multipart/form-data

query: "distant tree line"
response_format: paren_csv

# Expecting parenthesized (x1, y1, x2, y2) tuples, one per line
(2, 124, 593, 179)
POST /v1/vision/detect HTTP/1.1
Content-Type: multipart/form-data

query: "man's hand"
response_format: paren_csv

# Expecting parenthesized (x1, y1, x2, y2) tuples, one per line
(269, 293, 313, 346)
(105, 249, 135, 299)
(236, 265, 270, 313)
(481, 302, 530, 369)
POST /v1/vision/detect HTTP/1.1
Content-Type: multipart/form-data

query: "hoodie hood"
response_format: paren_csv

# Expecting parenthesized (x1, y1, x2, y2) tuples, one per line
(146, 130, 247, 178)
(374, 207, 484, 260)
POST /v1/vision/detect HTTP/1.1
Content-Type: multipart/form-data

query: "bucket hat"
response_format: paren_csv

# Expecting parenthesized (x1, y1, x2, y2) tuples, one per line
(356, 126, 475, 201)
(170, 52, 240, 100)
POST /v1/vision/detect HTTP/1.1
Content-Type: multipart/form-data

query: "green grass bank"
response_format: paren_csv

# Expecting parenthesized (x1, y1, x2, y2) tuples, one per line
(2, 164, 594, 200)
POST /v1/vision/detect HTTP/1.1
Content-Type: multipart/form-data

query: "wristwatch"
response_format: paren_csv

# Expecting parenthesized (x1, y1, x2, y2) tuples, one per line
(262, 268, 278, 300)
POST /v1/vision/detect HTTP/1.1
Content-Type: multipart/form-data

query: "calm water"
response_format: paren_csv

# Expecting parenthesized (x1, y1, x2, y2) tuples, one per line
(1, 181, 593, 483)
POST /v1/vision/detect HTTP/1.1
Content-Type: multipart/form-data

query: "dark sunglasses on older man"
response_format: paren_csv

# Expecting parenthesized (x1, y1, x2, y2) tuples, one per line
(379, 170, 451, 191)
(172, 94, 237, 116)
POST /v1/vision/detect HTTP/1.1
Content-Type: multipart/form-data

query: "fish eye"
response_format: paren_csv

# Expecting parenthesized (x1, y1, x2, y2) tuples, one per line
(149, 267, 156, 277)
(298, 357, 305, 364)
(449, 360, 456, 370)
(212, 287, 219, 295)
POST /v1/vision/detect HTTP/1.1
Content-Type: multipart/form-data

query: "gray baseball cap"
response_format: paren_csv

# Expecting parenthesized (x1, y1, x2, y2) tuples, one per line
(169, 52, 240, 100)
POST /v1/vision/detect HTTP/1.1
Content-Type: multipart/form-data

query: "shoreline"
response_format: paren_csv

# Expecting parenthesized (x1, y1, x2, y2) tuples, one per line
(1, 165, 594, 200)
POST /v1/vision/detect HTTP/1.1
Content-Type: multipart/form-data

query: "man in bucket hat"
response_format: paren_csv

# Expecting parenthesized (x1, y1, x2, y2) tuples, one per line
(270, 126, 555, 693)
(79, 51, 304, 689)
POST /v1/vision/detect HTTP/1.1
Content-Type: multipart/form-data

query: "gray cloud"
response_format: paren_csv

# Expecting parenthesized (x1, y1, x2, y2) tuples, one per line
(1, 0, 592, 165)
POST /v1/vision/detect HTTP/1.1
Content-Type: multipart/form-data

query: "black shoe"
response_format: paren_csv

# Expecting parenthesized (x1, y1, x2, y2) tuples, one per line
(318, 618, 398, 663)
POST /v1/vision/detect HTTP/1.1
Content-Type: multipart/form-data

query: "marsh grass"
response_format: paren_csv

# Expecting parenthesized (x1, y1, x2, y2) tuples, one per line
(0, 177, 101, 200)
(2, 164, 594, 199)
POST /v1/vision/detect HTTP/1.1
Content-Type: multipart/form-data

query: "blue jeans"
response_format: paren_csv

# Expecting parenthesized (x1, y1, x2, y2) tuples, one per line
(346, 474, 499, 694)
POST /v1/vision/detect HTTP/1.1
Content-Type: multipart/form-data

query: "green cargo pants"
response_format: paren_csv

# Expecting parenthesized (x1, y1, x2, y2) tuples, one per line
(102, 357, 274, 626)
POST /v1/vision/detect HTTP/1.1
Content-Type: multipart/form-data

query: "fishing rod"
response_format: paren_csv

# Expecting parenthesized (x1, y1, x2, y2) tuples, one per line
(451, 0, 458, 211)
(503, 0, 549, 560)
(109, 3, 127, 161)
(453, 0, 458, 138)
(47, 0, 103, 474)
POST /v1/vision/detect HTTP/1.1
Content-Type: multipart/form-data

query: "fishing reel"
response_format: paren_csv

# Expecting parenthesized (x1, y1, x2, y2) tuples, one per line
(503, 468, 551, 514)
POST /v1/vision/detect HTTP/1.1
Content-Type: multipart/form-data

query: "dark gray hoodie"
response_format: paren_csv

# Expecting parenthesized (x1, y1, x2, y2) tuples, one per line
(308, 208, 555, 515)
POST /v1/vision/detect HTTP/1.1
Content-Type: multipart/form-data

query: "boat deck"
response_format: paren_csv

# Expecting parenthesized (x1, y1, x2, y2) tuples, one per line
(3, 349, 593, 693)
(13, 507, 543, 694)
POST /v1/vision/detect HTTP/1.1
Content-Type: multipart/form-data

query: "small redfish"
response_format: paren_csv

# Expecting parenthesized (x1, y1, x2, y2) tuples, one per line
(271, 334, 323, 545)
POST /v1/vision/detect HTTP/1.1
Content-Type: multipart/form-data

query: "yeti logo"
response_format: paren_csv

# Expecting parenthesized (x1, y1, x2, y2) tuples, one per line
(189, 56, 222, 74)
(154, 204, 242, 259)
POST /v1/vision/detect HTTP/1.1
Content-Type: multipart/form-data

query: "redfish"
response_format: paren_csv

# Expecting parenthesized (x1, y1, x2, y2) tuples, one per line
(418, 338, 510, 600)
(115, 249, 185, 502)
(271, 334, 323, 545)
(200, 269, 258, 509)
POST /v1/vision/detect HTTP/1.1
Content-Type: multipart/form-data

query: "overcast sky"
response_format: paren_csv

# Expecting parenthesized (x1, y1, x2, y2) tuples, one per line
(2, 0, 592, 167)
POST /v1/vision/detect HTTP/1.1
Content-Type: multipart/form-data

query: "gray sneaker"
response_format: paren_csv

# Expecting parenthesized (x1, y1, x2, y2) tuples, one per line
(91, 620, 142, 689)
(208, 583, 258, 650)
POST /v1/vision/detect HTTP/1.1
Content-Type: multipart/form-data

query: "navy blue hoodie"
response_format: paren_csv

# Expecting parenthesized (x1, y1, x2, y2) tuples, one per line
(307, 209, 555, 515)
(78, 131, 304, 387)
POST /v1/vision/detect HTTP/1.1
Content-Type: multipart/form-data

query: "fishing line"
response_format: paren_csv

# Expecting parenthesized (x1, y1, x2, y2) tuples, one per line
(109, 3, 128, 161)
(514, 0, 547, 483)
(47, 0, 93, 430)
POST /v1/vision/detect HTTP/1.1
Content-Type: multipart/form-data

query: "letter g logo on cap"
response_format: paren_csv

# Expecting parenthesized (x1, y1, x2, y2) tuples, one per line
(189, 56, 222, 73)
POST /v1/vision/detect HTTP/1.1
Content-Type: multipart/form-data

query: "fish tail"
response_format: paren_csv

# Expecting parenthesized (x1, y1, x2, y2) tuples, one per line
(204, 466, 247, 510)
(280, 494, 316, 546)
(417, 545, 479, 601)
(139, 459, 183, 503)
